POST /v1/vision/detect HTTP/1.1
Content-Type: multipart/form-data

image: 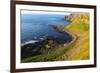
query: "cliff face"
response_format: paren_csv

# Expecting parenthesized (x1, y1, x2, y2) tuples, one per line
(65, 14, 74, 22)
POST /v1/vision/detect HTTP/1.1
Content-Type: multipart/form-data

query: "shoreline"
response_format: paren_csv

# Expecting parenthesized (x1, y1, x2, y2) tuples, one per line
(21, 25, 77, 62)
(50, 25, 77, 46)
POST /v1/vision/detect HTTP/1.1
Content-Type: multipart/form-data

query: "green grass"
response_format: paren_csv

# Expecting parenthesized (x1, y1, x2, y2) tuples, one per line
(64, 13, 90, 60)
(22, 42, 75, 62)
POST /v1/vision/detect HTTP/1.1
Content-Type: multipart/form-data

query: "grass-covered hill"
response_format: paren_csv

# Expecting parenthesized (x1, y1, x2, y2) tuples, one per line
(65, 13, 89, 31)
(64, 13, 90, 60)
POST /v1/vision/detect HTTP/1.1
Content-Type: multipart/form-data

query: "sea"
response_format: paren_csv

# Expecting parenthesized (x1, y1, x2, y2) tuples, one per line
(21, 13, 72, 45)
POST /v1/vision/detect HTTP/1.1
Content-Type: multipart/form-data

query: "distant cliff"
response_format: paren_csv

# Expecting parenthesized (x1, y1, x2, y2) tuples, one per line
(65, 13, 90, 31)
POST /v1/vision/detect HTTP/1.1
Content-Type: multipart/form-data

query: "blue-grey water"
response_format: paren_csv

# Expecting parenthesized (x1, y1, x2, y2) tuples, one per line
(21, 13, 71, 44)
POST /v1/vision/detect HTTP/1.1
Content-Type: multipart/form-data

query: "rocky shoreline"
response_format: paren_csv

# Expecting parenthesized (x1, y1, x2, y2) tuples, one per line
(21, 25, 75, 59)
(21, 14, 78, 61)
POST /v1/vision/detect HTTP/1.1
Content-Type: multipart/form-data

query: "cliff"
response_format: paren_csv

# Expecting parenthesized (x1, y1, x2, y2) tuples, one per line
(64, 13, 90, 60)
(65, 13, 90, 31)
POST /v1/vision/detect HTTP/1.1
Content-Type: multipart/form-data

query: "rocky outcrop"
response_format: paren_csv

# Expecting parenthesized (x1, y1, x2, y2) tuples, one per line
(51, 25, 65, 32)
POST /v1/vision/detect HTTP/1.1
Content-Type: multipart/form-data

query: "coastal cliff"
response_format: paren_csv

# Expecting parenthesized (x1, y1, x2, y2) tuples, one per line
(63, 13, 90, 60)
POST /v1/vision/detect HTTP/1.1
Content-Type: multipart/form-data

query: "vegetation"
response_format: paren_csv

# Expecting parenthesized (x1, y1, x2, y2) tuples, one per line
(21, 37, 74, 62)
(64, 13, 90, 60)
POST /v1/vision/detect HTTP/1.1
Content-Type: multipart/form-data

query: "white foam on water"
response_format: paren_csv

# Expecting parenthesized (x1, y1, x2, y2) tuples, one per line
(21, 40, 38, 46)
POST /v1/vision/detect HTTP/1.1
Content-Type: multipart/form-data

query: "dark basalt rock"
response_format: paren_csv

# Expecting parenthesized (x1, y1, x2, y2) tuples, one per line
(21, 37, 59, 59)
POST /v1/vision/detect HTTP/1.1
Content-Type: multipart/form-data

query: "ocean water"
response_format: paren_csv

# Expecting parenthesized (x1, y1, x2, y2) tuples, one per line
(21, 13, 71, 45)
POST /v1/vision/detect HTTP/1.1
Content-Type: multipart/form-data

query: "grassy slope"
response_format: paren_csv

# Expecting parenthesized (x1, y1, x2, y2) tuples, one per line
(64, 13, 90, 60)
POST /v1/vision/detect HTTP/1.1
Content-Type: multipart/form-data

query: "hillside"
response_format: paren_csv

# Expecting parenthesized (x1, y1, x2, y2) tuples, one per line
(64, 13, 90, 60)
